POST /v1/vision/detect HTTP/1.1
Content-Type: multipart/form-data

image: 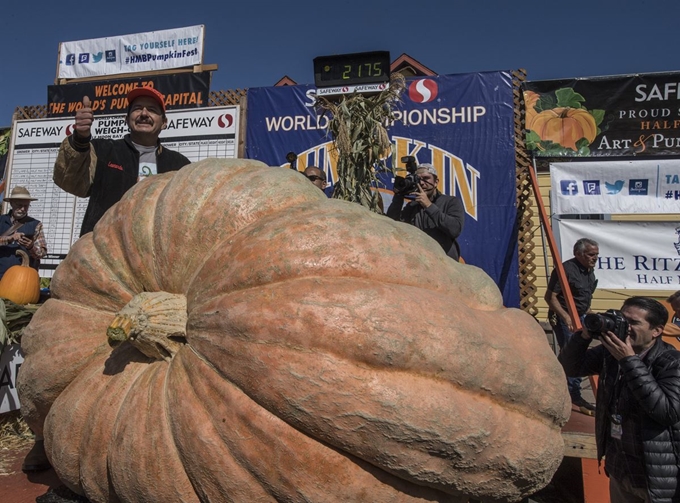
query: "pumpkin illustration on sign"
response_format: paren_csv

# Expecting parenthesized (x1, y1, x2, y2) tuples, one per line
(525, 87, 605, 155)
(523, 90, 540, 129)
(17, 159, 571, 502)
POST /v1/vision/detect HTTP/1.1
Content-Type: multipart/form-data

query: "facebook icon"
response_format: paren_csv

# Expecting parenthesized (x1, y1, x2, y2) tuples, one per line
(560, 180, 579, 196)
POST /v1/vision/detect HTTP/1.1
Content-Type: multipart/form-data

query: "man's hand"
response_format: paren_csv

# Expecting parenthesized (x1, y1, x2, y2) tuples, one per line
(600, 331, 635, 360)
(564, 316, 575, 333)
(8, 232, 22, 244)
(17, 234, 34, 249)
(74, 96, 93, 139)
(414, 183, 432, 208)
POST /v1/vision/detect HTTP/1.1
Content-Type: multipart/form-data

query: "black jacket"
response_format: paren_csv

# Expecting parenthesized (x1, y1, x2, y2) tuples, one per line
(560, 335, 680, 502)
(386, 191, 465, 260)
(55, 134, 190, 236)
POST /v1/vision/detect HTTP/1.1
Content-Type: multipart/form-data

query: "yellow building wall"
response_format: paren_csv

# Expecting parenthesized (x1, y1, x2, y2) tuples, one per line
(532, 171, 680, 321)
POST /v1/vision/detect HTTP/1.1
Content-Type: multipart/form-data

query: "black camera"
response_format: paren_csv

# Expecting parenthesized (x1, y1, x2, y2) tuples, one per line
(583, 309, 629, 340)
(393, 155, 420, 195)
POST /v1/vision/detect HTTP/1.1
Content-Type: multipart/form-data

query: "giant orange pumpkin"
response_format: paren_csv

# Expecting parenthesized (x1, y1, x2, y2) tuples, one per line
(18, 159, 570, 502)
(529, 107, 598, 150)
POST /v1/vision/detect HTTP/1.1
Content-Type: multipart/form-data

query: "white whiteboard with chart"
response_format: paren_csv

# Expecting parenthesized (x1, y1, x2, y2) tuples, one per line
(6, 105, 240, 277)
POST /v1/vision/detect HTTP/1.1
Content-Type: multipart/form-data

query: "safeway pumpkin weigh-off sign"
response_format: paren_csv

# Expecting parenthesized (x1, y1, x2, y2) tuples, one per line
(5, 106, 239, 277)
(524, 72, 680, 157)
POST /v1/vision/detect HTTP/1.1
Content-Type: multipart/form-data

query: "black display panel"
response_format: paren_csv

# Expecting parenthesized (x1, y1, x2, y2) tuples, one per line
(314, 51, 390, 87)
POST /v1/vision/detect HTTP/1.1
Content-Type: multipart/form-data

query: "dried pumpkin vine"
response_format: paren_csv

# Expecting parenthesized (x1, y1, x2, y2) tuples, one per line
(316, 73, 405, 213)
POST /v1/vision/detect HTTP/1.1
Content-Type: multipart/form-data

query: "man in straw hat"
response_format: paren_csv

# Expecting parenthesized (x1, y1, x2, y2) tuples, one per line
(2, 188, 50, 473)
(0, 186, 47, 279)
(53, 87, 190, 236)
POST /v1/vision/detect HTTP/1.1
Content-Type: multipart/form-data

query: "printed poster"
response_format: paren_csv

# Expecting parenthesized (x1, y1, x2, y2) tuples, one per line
(525, 72, 680, 157)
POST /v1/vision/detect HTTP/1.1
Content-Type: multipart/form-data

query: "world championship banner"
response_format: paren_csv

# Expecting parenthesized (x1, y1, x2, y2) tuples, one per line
(557, 219, 680, 290)
(47, 72, 211, 117)
(246, 72, 520, 307)
(524, 72, 680, 157)
(57, 25, 204, 79)
(550, 159, 680, 214)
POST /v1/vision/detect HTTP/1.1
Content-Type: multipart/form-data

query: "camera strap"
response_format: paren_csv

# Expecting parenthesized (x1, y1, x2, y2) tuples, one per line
(0, 221, 23, 238)
(609, 367, 625, 439)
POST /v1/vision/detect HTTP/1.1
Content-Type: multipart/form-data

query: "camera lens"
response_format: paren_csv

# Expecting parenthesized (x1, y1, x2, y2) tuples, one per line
(584, 313, 603, 332)
(584, 313, 615, 333)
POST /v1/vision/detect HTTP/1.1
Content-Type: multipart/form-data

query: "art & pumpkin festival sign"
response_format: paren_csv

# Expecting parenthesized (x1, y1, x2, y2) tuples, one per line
(524, 72, 680, 157)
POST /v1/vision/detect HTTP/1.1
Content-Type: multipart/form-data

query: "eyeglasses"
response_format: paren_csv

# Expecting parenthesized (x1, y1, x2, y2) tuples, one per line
(306, 175, 324, 182)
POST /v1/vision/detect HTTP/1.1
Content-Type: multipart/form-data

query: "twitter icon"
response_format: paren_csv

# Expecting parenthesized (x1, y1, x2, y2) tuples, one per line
(92, 52, 103, 63)
(604, 180, 625, 194)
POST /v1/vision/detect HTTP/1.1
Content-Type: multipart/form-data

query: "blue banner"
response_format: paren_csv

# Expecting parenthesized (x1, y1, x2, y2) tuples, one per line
(246, 72, 519, 307)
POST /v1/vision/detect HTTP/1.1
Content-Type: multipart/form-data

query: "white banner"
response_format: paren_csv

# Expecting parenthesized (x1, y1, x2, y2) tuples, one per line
(551, 159, 680, 214)
(0, 344, 24, 414)
(58, 25, 204, 79)
(557, 219, 680, 289)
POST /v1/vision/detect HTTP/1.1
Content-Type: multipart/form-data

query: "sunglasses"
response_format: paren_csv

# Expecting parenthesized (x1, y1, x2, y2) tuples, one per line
(306, 175, 324, 182)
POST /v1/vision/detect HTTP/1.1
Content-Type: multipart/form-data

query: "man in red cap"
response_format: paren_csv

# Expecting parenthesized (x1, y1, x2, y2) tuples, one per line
(54, 87, 190, 236)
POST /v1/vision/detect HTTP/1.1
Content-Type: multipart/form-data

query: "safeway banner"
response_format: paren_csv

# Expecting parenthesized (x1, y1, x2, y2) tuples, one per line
(246, 72, 520, 307)
(558, 219, 680, 290)
(57, 25, 204, 79)
(47, 72, 211, 117)
(524, 72, 680, 157)
(551, 159, 680, 214)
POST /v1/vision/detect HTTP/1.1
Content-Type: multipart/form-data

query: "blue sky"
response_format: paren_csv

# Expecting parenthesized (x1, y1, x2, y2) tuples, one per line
(1, 0, 678, 126)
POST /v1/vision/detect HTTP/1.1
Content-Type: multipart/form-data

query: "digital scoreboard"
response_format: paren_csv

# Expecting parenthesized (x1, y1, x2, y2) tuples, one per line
(313, 51, 390, 88)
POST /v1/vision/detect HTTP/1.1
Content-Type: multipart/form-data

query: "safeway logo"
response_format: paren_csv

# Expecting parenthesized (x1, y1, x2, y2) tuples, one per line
(409, 79, 438, 103)
(65, 124, 74, 136)
(218, 114, 233, 128)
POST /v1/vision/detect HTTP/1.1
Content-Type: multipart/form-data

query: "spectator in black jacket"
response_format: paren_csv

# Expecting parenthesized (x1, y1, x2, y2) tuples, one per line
(386, 163, 464, 261)
(559, 296, 680, 503)
(54, 87, 190, 236)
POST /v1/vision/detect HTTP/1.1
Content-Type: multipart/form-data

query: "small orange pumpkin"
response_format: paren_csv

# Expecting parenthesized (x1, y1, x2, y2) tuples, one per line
(529, 107, 598, 150)
(0, 249, 40, 304)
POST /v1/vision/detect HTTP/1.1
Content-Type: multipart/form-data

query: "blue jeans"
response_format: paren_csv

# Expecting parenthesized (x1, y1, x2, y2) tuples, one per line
(552, 315, 583, 400)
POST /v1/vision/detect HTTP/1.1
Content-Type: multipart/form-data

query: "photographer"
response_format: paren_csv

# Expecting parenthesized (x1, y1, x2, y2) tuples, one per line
(386, 163, 464, 261)
(559, 297, 680, 502)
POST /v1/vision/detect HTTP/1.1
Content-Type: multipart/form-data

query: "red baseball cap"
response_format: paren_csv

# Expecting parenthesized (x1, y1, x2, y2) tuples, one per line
(127, 87, 166, 113)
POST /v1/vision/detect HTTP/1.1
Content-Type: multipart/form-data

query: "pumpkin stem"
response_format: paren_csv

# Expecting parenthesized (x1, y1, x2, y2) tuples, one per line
(559, 108, 572, 119)
(107, 291, 187, 362)
(16, 249, 30, 267)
